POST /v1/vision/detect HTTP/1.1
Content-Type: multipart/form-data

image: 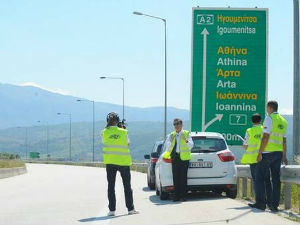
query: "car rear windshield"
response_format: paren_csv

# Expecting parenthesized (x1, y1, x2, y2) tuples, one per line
(191, 137, 227, 153)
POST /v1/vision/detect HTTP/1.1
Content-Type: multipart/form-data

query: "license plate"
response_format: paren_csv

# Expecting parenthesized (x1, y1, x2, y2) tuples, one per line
(189, 161, 213, 168)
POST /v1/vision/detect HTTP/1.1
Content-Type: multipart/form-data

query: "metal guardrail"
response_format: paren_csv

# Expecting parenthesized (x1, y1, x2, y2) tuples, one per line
(236, 165, 300, 214)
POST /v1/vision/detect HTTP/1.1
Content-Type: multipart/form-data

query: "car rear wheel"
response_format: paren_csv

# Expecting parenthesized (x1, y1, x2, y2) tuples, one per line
(150, 183, 155, 190)
(148, 180, 155, 190)
(226, 188, 237, 199)
(156, 186, 159, 196)
(159, 185, 169, 200)
(147, 176, 155, 190)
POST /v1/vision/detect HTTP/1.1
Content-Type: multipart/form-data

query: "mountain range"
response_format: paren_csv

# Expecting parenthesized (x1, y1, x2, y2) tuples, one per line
(0, 83, 296, 162)
(0, 83, 189, 129)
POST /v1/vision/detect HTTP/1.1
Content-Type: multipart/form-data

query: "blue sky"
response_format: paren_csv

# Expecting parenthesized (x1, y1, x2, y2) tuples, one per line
(0, 0, 294, 114)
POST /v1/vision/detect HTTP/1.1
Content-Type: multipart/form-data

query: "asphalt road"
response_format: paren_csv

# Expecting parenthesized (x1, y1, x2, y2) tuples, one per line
(0, 163, 298, 225)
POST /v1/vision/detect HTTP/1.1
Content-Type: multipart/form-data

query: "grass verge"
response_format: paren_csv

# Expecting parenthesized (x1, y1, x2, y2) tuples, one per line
(0, 160, 25, 168)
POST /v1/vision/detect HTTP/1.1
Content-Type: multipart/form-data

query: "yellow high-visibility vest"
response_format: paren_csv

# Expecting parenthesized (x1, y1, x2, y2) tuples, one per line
(241, 125, 263, 164)
(264, 113, 288, 152)
(163, 130, 191, 161)
(102, 126, 132, 166)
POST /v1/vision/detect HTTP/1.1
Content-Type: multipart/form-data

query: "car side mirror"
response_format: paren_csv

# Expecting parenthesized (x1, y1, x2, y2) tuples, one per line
(144, 154, 150, 159)
(151, 152, 159, 158)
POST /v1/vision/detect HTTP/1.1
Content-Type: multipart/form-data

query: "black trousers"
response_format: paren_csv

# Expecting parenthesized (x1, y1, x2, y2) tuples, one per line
(172, 153, 189, 199)
(255, 152, 283, 208)
(106, 164, 134, 211)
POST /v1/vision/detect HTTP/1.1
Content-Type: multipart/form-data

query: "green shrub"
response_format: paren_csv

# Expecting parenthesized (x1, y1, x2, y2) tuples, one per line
(0, 153, 20, 160)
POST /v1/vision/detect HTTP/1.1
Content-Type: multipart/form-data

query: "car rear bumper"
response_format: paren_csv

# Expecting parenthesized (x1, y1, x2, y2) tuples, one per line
(161, 175, 237, 192)
(188, 184, 237, 191)
(162, 184, 237, 193)
(187, 175, 237, 186)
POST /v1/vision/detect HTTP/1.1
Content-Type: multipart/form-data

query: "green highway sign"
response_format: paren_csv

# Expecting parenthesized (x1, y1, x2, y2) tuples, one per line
(190, 8, 268, 145)
(29, 152, 40, 159)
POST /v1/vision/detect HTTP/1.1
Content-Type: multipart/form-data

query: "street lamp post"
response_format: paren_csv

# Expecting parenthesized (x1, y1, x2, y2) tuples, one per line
(133, 11, 167, 138)
(293, 0, 300, 163)
(77, 99, 95, 161)
(100, 76, 125, 120)
(37, 121, 49, 160)
(57, 113, 72, 161)
(17, 127, 28, 160)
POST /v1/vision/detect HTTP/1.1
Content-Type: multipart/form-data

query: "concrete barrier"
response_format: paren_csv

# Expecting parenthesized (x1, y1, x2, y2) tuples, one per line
(0, 167, 27, 179)
(26, 161, 148, 173)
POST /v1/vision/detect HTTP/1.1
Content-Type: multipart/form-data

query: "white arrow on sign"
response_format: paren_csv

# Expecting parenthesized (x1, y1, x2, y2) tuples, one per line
(200, 28, 223, 132)
(201, 28, 209, 132)
(203, 114, 223, 131)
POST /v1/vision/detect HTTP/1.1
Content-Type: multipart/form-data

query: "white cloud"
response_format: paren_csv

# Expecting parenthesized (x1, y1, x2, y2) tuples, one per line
(279, 108, 293, 115)
(19, 82, 73, 96)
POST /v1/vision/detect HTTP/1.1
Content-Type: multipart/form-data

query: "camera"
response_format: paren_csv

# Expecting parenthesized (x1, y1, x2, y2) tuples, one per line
(117, 119, 126, 129)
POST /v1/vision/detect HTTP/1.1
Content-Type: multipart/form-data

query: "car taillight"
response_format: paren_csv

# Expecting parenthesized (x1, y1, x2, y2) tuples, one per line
(218, 151, 235, 162)
(163, 158, 172, 163)
(151, 158, 158, 163)
(166, 186, 175, 191)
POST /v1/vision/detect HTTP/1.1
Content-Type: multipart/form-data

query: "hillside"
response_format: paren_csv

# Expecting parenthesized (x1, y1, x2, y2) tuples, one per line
(0, 115, 295, 163)
(0, 83, 189, 129)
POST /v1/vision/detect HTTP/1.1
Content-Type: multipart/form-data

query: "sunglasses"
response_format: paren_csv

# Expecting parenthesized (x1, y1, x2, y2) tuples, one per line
(173, 123, 181, 126)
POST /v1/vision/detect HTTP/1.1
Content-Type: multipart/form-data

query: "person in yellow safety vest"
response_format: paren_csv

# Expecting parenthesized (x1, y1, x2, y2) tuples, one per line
(101, 112, 139, 216)
(249, 101, 288, 212)
(241, 113, 272, 207)
(163, 118, 194, 202)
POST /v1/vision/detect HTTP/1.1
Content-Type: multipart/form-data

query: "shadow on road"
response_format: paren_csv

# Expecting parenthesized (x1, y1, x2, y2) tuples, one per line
(186, 191, 226, 202)
(227, 205, 267, 213)
(148, 191, 226, 206)
(165, 210, 253, 225)
(142, 187, 153, 192)
(78, 214, 129, 222)
(149, 195, 181, 205)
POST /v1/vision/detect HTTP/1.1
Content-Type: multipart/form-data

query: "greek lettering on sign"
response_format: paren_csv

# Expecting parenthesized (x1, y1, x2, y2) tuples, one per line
(216, 91, 258, 100)
(217, 46, 248, 56)
(217, 15, 258, 24)
(217, 69, 241, 78)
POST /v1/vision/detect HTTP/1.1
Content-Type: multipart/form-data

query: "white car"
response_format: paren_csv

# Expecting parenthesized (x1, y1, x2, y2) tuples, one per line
(155, 132, 237, 200)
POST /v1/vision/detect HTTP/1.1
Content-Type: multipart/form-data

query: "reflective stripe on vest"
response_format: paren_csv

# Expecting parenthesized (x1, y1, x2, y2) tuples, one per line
(243, 150, 259, 155)
(103, 151, 131, 156)
(179, 149, 191, 153)
(247, 144, 258, 149)
(241, 125, 263, 164)
(103, 144, 129, 149)
(270, 132, 284, 138)
(268, 139, 283, 145)
(264, 113, 288, 152)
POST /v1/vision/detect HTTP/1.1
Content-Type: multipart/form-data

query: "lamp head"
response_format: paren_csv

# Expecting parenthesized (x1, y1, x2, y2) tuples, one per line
(133, 11, 143, 15)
